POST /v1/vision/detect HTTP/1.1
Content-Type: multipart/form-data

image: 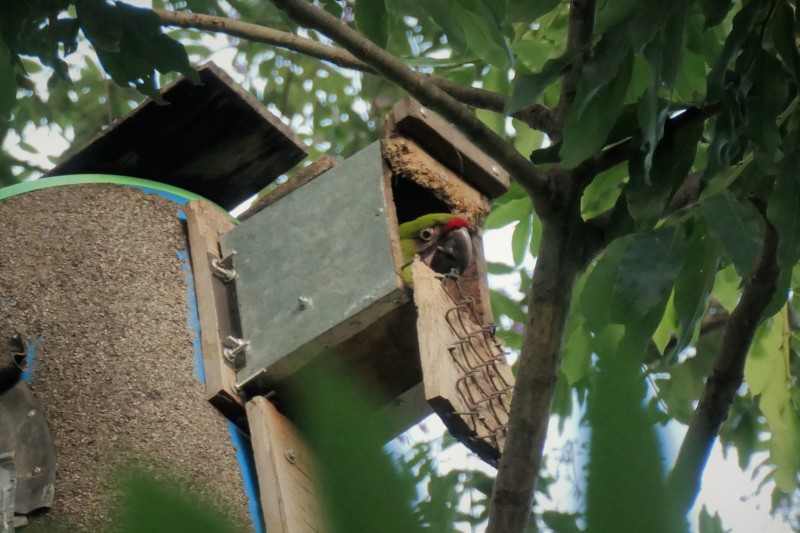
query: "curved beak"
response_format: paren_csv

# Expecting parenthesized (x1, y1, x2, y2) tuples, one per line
(427, 227, 473, 276)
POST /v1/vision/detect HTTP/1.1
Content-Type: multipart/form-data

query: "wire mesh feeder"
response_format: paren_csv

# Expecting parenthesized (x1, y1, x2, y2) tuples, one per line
(412, 260, 515, 466)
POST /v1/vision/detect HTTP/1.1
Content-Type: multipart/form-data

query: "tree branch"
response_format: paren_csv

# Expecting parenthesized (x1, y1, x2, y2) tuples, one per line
(266, 0, 548, 197)
(552, 0, 596, 134)
(488, 212, 594, 532)
(574, 103, 721, 188)
(155, 9, 555, 133)
(666, 216, 780, 514)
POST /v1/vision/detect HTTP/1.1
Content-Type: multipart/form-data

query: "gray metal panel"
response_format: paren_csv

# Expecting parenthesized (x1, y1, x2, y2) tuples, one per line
(221, 141, 406, 384)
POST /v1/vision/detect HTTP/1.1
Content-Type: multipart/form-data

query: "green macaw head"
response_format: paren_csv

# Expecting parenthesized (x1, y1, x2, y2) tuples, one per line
(399, 213, 473, 285)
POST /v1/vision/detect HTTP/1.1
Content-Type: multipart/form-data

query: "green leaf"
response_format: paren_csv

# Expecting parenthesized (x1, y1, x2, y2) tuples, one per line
(771, 0, 800, 86)
(595, 0, 636, 35)
(355, 0, 388, 48)
(745, 316, 800, 492)
(561, 34, 633, 167)
(699, 0, 734, 29)
(634, 3, 688, 179)
(497, 328, 523, 351)
(485, 196, 533, 229)
(286, 358, 421, 533)
(710, 263, 740, 311)
(657, 327, 723, 423)
(671, 221, 721, 358)
(511, 216, 532, 267)
(610, 225, 688, 323)
(624, 55, 654, 105)
(701, 191, 765, 278)
(82, 3, 198, 100)
(0, 32, 15, 119)
(581, 235, 633, 330)
(454, 0, 513, 70)
(652, 291, 678, 352)
(412, 0, 467, 52)
(76, 0, 123, 52)
(562, 274, 592, 385)
(512, 119, 544, 157)
(506, 49, 579, 113)
(768, 154, 800, 269)
(571, 27, 632, 117)
(674, 47, 708, 103)
(322, 0, 343, 19)
(706, 89, 746, 174)
(476, 65, 510, 135)
(116, 467, 246, 533)
(745, 316, 784, 399)
(510, 40, 552, 74)
(541, 511, 582, 533)
(490, 289, 526, 323)
(627, 1, 678, 52)
(719, 394, 763, 470)
(581, 163, 627, 219)
(706, 1, 766, 101)
(625, 120, 703, 227)
(768, 404, 800, 492)
(747, 50, 789, 174)
(586, 320, 685, 533)
(562, 313, 591, 386)
(506, 0, 561, 23)
(698, 506, 727, 533)
(487, 261, 515, 275)
(530, 214, 543, 257)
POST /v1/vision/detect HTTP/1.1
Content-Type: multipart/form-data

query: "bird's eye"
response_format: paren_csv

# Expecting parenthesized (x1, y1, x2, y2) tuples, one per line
(419, 228, 434, 241)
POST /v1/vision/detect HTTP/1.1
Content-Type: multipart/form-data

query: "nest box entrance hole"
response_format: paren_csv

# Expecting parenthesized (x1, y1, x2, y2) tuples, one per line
(390, 176, 451, 225)
(386, 170, 492, 328)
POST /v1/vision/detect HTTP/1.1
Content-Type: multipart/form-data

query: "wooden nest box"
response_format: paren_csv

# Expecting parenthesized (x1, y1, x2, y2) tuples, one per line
(207, 98, 515, 464)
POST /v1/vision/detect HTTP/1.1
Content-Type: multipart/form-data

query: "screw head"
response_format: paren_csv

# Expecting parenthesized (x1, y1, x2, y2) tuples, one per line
(420, 106, 429, 117)
(492, 165, 501, 176)
(284, 449, 296, 464)
(375, 207, 384, 216)
(27, 409, 35, 418)
(298, 296, 313, 310)
(32, 466, 42, 475)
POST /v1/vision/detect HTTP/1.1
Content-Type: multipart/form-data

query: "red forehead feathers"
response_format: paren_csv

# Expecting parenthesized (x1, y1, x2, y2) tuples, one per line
(444, 217, 470, 233)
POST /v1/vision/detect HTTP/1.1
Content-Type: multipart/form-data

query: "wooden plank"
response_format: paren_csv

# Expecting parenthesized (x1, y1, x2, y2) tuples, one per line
(238, 156, 338, 221)
(374, 382, 432, 440)
(184, 199, 243, 417)
(412, 260, 515, 466)
(381, 137, 491, 225)
(247, 396, 326, 533)
(48, 63, 308, 210)
(391, 98, 510, 198)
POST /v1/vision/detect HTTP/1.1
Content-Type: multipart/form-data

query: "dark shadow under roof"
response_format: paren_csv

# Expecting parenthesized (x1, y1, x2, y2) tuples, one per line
(48, 63, 307, 210)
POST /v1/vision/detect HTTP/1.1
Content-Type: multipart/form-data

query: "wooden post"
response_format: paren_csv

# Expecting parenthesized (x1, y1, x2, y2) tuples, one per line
(184, 199, 244, 421)
(246, 396, 326, 533)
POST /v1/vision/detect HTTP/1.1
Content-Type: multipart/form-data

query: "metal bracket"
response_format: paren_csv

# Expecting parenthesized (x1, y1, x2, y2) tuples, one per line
(222, 336, 249, 369)
(210, 252, 237, 283)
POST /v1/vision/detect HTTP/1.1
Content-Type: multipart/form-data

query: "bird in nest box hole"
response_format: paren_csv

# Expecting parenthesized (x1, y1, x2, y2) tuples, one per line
(399, 213, 474, 286)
